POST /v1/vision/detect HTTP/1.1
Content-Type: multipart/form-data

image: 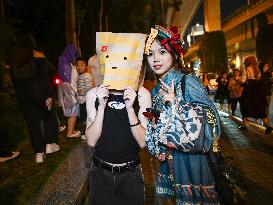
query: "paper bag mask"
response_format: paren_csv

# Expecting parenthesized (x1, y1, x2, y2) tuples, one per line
(96, 32, 146, 90)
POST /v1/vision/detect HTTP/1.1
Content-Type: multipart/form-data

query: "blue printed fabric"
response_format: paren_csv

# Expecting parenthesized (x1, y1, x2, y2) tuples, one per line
(145, 69, 221, 204)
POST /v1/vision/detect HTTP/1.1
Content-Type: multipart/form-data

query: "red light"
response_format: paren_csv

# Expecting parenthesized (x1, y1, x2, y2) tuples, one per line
(54, 78, 61, 85)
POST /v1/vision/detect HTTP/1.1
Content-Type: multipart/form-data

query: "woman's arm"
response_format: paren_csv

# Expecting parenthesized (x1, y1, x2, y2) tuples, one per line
(124, 87, 152, 148)
(85, 85, 109, 147)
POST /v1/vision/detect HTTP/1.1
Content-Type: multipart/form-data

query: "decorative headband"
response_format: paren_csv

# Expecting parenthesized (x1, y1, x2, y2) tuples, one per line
(144, 25, 185, 57)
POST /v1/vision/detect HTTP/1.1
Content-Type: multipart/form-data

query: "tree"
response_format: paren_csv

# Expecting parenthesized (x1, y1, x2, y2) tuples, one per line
(0, 0, 5, 89)
(198, 31, 228, 73)
(0, 0, 15, 90)
(256, 13, 273, 66)
(160, 0, 183, 26)
(65, 0, 77, 46)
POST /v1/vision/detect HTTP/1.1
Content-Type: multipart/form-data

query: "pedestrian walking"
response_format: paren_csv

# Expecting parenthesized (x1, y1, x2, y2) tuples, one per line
(239, 56, 272, 135)
(8, 32, 60, 163)
(259, 62, 273, 134)
(228, 69, 244, 116)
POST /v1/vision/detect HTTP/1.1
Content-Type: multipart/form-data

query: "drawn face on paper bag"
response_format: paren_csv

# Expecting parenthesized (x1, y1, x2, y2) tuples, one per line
(96, 32, 146, 90)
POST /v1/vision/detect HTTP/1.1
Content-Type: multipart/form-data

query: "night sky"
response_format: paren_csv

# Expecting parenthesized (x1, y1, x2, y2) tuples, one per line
(190, 0, 248, 27)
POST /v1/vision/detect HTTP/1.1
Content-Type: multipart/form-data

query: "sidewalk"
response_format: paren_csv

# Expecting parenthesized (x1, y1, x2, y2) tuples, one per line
(218, 113, 273, 205)
(213, 93, 273, 128)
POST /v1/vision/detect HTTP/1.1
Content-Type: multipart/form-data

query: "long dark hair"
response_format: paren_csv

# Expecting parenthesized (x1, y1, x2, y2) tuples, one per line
(144, 38, 187, 77)
(7, 33, 36, 80)
(244, 56, 260, 79)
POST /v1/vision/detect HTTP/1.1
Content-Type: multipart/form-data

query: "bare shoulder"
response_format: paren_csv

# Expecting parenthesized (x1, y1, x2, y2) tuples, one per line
(138, 87, 152, 106)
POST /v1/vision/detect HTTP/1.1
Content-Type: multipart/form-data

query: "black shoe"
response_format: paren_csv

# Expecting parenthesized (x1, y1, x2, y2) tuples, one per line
(265, 126, 273, 135)
(239, 125, 246, 130)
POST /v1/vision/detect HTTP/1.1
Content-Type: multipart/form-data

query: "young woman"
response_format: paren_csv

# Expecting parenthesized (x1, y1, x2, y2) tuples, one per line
(240, 57, 272, 134)
(9, 33, 60, 163)
(144, 25, 221, 204)
(239, 56, 272, 134)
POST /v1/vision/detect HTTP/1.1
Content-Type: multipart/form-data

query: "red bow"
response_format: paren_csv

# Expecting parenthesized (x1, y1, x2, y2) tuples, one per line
(142, 109, 160, 124)
(160, 34, 185, 56)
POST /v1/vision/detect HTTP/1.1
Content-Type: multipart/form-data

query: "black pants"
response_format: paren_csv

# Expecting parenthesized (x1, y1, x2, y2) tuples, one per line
(79, 102, 87, 123)
(230, 97, 241, 115)
(19, 98, 58, 153)
(88, 164, 144, 205)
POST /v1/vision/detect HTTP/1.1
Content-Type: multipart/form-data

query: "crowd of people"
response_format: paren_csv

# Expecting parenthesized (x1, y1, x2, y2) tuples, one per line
(1, 23, 273, 205)
(211, 57, 273, 135)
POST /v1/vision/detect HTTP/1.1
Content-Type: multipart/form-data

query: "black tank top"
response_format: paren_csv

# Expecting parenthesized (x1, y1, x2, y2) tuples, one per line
(94, 93, 140, 163)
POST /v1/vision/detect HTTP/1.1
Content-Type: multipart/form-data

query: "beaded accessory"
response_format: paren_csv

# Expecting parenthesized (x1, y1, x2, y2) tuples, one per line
(144, 25, 185, 65)
(144, 28, 158, 54)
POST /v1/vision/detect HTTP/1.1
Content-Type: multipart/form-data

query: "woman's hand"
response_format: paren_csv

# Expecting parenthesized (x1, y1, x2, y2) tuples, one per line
(46, 98, 53, 110)
(160, 79, 176, 104)
(123, 87, 137, 111)
(95, 85, 109, 109)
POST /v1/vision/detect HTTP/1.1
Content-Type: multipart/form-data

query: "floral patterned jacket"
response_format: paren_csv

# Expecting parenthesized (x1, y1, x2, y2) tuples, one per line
(146, 69, 221, 160)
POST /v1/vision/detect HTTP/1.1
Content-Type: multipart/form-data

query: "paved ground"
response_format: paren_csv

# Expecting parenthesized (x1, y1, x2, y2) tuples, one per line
(141, 111, 273, 205)
(219, 114, 273, 205)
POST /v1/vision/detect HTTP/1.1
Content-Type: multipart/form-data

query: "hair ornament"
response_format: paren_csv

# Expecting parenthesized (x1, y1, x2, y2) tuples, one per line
(145, 25, 185, 56)
(144, 28, 158, 54)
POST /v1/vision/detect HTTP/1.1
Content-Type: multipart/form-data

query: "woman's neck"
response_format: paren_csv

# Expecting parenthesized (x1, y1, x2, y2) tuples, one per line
(158, 68, 175, 80)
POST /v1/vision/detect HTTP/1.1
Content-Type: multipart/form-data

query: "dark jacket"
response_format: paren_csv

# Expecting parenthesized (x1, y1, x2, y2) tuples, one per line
(11, 57, 53, 106)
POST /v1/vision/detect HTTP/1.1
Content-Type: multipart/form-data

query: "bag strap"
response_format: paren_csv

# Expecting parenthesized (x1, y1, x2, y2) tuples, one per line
(181, 74, 187, 101)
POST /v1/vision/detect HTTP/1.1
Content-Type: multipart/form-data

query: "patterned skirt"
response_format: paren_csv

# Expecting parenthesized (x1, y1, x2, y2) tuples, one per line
(155, 150, 219, 205)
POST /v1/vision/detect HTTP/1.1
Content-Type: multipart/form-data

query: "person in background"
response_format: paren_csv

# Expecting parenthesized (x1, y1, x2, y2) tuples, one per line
(228, 69, 243, 116)
(58, 45, 81, 138)
(214, 71, 230, 112)
(144, 25, 221, 204)
(240, 56, 272, 135)
(259, 62, 273, 134)
(202, 72, 210, 94)
(76, 57, 94, 125)
(8, 33, 60, 163)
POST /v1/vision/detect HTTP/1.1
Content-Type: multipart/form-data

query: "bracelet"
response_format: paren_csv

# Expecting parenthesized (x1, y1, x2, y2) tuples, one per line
(129, 120, 141, 127)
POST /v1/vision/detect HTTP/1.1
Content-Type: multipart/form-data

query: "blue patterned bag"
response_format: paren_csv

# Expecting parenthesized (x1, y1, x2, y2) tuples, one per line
(158, 74, 214, 153)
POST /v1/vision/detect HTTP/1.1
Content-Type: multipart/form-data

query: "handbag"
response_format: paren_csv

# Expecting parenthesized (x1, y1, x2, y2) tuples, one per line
(206, 139, 248, 205)
(181, 74, 247, 204)
(156, 74, 217, 154)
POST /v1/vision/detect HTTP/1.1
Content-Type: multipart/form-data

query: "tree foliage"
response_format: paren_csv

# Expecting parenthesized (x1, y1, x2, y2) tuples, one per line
(198, 31, 228, 74)
(256, 13, 273, 66)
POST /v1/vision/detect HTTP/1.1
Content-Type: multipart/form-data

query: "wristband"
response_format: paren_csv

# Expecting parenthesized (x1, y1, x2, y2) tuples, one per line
(129, 120, 141, 127)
